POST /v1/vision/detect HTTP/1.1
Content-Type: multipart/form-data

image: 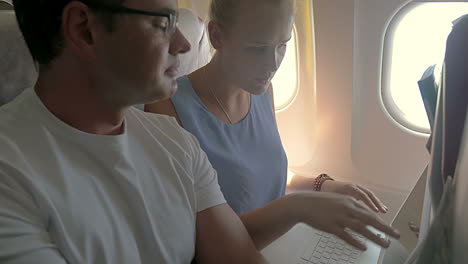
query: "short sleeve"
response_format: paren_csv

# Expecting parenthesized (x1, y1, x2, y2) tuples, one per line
(0, 164, 67, 264)
(187, 134, 226, 212)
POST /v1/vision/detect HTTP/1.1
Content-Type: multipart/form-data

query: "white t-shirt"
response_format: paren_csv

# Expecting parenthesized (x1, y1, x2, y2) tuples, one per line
(0, 88, 226, 264)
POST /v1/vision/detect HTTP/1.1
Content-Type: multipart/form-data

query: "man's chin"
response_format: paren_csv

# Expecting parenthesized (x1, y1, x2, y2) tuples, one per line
(167, 79, 178, 97)
(167, 85, 177, 97)
(149, 82, 178, 102)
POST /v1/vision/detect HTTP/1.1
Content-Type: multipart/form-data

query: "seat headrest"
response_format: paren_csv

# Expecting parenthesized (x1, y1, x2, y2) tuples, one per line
(441, 13, 468, 180)
(0, 1, 13, 10)
(177, 8, 211, 76)
(0, 0, 12, 7)
(0, 10, 38, 106)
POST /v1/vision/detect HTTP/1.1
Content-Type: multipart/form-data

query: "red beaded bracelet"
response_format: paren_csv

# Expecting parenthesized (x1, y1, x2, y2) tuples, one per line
(313, 173, 335, 191)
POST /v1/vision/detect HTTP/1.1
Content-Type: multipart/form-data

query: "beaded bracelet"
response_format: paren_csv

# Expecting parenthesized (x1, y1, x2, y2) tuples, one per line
(313, 173, 335, 191)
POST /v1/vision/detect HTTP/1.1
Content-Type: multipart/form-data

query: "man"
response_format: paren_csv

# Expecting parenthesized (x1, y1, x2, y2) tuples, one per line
(0, 0, 267, 263)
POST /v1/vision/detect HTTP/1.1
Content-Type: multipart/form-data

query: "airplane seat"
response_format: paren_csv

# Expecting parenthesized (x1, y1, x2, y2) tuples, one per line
(383, 14, 468, 264)
(177, 8, 212, 77)
(0, 8, 37, 107)
(423, 14, 468, 215)
(441, 14, 468, 183)
(401, 13, 468, 264)
(0, 0, 12, 10)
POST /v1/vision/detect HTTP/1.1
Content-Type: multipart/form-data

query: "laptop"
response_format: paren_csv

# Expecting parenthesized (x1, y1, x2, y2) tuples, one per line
(261, 223, 386, 264)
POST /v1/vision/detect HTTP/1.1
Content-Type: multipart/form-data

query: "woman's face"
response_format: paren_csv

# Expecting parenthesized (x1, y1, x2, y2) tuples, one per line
(215, 0, 295, 95)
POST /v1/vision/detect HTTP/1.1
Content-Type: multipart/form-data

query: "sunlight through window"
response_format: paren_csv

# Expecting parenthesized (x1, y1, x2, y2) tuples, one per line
(384, 3, 468, 133)
(272, 25, 299, 111)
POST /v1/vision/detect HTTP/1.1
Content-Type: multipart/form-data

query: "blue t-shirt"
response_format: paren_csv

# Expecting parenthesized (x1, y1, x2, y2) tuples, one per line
(171, 76, 288, 214)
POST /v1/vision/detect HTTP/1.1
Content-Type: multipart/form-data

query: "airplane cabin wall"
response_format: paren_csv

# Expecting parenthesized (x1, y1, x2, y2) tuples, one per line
(282, 0, 430, 222)
(294, 0, 433, 221)
(289, 0, 356, 181)
(351, 0, 430, 220)
(179, 0, 209, 19)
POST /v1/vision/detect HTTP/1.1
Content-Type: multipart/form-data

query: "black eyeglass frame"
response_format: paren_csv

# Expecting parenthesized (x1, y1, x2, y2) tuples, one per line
(77, 0, 178, 35)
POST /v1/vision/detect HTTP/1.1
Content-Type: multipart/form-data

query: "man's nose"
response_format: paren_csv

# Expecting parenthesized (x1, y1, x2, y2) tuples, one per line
(169, 27, 191, 55)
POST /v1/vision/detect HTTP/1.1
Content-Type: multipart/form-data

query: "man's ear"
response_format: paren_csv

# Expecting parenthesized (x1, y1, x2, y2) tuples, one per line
(207, 20, 224, 50)
(61, 1, 98, 61)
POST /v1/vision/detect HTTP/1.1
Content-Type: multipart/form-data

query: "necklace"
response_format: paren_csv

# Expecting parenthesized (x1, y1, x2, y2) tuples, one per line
(208, 85, 234, 124)
(202, 66, 250, 124)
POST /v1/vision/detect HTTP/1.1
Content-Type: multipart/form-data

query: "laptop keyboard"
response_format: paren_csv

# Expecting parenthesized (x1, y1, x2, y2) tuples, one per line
(298, 230, 365, 264)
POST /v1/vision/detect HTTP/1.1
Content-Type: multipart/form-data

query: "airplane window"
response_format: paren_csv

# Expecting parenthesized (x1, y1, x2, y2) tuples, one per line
(382, 2, 468, 134)
(272, 25, 299, 112)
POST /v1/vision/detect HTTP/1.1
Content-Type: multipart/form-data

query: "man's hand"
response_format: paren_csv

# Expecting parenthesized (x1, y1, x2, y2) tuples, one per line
(321, 180, 388, 213)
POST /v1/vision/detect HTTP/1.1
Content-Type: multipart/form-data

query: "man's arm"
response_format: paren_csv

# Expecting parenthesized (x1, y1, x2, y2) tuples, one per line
(0, 168, 67, 264)
(195, 204, 268, 264)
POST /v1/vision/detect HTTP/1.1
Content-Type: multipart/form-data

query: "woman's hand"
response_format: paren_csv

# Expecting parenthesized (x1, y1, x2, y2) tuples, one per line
(287, 192, 400, 250)
(321, 180, 388, 213)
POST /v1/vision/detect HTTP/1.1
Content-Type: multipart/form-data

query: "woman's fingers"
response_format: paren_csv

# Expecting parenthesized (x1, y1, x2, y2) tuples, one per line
(348, 185, 379, 212)
(333, 227, 367, 251)
(350, 202, 400, 239)
(357, 185, 388, 213)
(346, 219, 391, 248)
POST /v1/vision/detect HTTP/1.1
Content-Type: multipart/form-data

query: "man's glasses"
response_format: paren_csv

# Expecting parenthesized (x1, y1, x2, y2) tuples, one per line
(78, 0, 179, 35)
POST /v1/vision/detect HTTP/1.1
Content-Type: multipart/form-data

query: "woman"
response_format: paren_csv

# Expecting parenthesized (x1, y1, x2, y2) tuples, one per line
(146, 0, 399, 250)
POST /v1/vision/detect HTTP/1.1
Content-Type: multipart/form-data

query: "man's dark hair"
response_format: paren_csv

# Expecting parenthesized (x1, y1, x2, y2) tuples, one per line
(12, 0, 124, 66)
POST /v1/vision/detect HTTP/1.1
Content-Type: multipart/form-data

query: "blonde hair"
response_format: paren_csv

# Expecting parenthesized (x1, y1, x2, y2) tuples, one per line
(209, 0, 238, 33)
(209, 0, 296, 34)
